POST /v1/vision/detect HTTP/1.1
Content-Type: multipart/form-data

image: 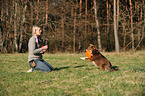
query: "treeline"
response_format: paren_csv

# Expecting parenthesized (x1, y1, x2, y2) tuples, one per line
(0, 0, 145, 53)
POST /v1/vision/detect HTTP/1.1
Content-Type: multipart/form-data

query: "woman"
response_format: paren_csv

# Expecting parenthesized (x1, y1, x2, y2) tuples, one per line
(27, 25, 54, 72)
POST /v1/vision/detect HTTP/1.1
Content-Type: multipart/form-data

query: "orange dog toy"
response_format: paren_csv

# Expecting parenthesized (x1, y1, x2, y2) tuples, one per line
(86, 50, 91, 59)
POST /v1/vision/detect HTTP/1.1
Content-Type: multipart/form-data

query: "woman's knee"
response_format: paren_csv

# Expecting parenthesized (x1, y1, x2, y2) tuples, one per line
(43, 61, 54, 70)
(34, 60, 52, 72)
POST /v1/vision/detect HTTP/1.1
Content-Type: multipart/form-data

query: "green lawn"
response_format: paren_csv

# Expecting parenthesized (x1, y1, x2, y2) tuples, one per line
(0, 51, 145, 96)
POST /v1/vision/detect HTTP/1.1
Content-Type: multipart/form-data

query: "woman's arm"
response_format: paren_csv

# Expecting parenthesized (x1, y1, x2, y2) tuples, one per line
(29, 37, 43, 55)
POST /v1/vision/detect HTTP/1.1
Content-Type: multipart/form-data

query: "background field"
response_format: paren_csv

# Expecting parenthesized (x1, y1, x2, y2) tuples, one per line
(0, 51, 145, 96)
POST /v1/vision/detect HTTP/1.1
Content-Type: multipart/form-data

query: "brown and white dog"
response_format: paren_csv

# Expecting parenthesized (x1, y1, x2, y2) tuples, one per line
(85, 44, 116, 71)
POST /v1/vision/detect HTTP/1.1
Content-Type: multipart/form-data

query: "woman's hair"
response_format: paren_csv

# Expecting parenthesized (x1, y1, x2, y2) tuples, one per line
(32, 25, 40, 36)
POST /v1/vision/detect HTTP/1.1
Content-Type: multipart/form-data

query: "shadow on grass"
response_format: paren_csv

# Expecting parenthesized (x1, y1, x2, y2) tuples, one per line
(74, 65, 119, 71)
(54, 66, 70, 71)
(74, 65, 87, 68)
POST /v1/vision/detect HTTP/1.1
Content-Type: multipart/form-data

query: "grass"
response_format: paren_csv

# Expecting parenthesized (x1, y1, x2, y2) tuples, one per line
(0, 51, 145, 96)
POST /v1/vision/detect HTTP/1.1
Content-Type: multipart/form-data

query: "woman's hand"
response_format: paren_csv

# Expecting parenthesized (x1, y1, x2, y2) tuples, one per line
(42, 45, 48, 50)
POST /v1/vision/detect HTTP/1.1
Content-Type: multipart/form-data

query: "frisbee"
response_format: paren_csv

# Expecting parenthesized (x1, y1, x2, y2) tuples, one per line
(41, 45, 45, 53)
(86, 50, 91, 59)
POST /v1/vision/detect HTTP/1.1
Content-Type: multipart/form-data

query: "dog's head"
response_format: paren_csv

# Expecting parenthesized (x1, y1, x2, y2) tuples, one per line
(86, 44, 99, 56)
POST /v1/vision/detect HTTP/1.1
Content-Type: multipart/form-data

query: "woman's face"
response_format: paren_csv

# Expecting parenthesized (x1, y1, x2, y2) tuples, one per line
(35, 28, 42, 36)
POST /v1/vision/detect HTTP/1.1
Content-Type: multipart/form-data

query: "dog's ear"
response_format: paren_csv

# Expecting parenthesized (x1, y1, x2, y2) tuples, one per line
(89, 44, 93, 46)
(90, 44, 96, 49)
(92, 46, 96, 50)
(91, 45, 96, 50)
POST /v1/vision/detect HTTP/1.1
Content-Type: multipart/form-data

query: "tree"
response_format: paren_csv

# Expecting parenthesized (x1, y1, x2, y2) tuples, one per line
(0, 27, 3, 52)
(106, 0, 111, 51)
(114, 0, 120, 52)
(78, 0, 82, 52)
(93, 0, 102, 51)
(0, 2, 4, 52)
(129, 0, 134, 51)
(13, 0, 18, 52)
(73, 1, 77, 53)
(19, 1, 27, 52)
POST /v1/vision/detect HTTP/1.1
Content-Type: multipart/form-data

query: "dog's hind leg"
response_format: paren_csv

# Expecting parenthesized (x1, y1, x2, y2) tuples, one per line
(100, 65, 105, 70)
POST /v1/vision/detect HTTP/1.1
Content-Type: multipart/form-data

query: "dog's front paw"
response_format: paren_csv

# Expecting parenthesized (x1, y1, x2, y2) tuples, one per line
(85, 58, 92, 61)
(85, 58, 88, 60)
(80, 57, 87, 60)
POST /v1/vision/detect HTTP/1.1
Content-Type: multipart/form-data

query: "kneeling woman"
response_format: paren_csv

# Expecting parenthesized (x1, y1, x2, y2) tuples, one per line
(27, 25, 54, 72)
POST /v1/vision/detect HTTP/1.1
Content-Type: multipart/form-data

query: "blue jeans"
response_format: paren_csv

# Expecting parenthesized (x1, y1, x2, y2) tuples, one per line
(29, 59, 54, 72)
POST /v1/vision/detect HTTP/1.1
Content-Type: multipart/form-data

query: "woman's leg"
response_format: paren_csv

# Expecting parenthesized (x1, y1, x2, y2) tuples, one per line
(33, 60, 52, 72)
(43, 60, 54, 70)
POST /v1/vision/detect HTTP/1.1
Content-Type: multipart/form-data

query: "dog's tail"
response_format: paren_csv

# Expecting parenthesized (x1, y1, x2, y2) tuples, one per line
(110, 66, 119, 71)
(109, 62, 119, 71)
